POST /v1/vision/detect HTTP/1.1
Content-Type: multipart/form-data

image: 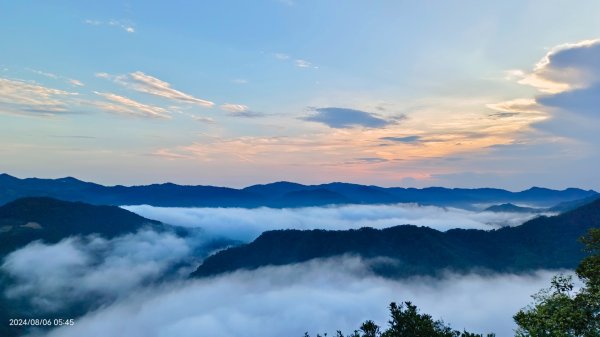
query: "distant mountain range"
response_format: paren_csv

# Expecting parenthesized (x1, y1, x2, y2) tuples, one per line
(192, 198, 600, 278)
(1, 173, 597, 209)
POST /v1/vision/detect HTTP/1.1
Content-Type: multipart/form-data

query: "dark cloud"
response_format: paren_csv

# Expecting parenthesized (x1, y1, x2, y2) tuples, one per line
(526, 40, 600, 145)
(526, 39, 600, 118)
(301, 107, 403, 129)
(538, 84, 600, 117)
(380, 136, 421, 143)
(541, 41, 600, 84)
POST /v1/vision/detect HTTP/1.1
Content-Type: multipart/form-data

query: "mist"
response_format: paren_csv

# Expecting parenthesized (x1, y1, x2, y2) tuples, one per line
(123, 203, 544, 242)
(1, 205, 563, 337)
(24, 257, 563, 337)
(1, 228, 222, 312)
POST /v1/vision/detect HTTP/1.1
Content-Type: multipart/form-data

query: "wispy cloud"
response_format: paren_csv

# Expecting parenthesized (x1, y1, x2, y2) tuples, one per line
(27, 68, 85, 87)
(26, 68, 58, 79)
(94, 92, 171, 119)
(191, 116, 216, 124)
(85, 19, 135, 34)
(69, 79, 85, 87)
(231, 78, 249, 84)
(486, 98, 541, 113)
(0, 77, 77, 116)
(220, 103, 265, 118)
(273, 53, 291, 60)
(273, 53, 317, 69)
(220, 103, 249, 113)
(295, 59, 312, 68)
(98, 71, 214, 107)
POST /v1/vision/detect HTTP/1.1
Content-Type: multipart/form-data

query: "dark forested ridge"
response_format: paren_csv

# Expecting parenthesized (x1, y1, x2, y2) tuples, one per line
(192, 198, 600, 278)
(0, 197, 162, 256)
(0, 173, 597, 209)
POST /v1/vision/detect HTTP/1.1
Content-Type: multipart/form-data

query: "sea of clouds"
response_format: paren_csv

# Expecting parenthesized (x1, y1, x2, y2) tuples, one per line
(123, 203, 546, 241)
(19, 257, 562, 337)
(0, 204, 562, 337)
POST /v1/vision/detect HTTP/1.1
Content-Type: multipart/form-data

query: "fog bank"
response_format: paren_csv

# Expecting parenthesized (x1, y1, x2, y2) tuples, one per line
(34, 257, 563, 337)
(124, 204, 544, 242)
(1, 229, 221, 312)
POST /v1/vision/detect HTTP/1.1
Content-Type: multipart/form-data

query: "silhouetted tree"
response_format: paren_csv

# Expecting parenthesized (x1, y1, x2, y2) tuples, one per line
(514, 228, 600, 337)
(304, 301, 495, 337)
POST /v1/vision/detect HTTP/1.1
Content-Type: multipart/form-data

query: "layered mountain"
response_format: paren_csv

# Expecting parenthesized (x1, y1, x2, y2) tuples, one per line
(0, 197, 162, 256)
(1, 173, 597, 209)
(192, 198, 600, 278)
(484, 203, 541, 213)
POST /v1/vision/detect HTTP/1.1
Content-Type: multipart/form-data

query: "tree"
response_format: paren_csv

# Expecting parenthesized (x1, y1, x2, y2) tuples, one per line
(304, 301, 495, 337)
(514, 228, 600, 337)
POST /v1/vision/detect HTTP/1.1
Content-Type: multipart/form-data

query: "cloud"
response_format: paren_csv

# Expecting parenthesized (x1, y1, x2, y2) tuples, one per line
(526, 40, 600, 117)
(220, 103, 265, 118)
(98, 71, 214, 107)
(0, 229, 201, 312)
(150, 149, 194, 160)
(94, 92, 171, 119)
(27, 68, 59, 79)
(0, 77, 76, 116)
(495, 38, 600, 159)
(27, 68, 85, 87)
(353, 157, 389, 164)
(301, 107, 403, 129)
(295, 59, 312, 68)
(85, 19, 135, 34)
(220, 103, 248, 113)
(510, 39, 600, 135)
(0, 207, 564, 337)
(124, 204, 545, 242)
(486, 98, 541, 113)
(273, 53, 291, 60)
(273, 53, 316, 69)
(94, 72, 111, 79)
(33, 257, 563, 337)
(537, 84, 600, 117)
(231, 79, 248, 84)
(68, 79, 84, 87)
(517, 39, 600, 93)
(191, 116, 216, 124)
(380, 136, 422, 143)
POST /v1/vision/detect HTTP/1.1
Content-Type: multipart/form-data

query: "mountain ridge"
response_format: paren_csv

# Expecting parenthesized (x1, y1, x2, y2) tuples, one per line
(1, 173, 597, 209)
(0, 197, 163, 256)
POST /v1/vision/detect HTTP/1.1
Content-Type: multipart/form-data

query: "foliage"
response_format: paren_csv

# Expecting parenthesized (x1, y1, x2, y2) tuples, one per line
(514, 228, 600, 337)
(304, 301, 495, 337)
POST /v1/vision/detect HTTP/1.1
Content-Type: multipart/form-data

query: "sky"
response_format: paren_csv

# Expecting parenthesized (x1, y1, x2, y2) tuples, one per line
(1, 0, 600, 189)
